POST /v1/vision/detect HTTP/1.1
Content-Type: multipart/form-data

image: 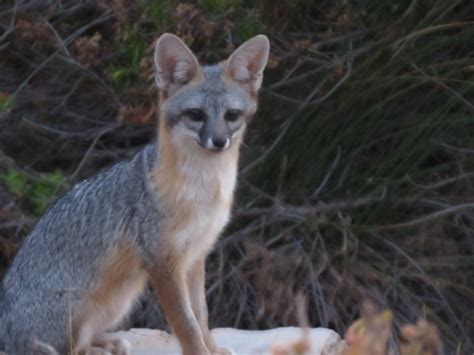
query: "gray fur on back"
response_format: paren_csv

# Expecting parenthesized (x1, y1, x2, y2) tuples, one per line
(0, 144, 163, 354)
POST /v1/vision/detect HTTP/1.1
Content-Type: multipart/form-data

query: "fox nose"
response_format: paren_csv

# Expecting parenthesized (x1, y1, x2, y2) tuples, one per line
(212, 137, 227, 149)
(205, 137, 229, 150)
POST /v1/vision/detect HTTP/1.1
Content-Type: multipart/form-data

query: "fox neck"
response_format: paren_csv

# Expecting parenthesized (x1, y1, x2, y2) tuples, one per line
(153, 118, 241, 207)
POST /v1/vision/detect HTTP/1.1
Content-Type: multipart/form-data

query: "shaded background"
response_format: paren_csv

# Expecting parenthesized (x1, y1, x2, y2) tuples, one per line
(0, 0, 473, 352)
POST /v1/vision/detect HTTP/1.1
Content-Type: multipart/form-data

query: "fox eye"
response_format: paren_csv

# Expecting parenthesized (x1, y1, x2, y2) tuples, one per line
(185, 109, 206, 122)
(225, 109, 242, 122)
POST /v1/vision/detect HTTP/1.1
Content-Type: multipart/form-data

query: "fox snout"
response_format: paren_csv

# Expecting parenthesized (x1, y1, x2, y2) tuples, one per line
(203, 136, 230, 151)
(194, 110, 242, 152)
(197, 117, 235, 152)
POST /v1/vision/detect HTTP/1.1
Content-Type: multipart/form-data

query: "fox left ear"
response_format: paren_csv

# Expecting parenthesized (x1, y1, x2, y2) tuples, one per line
(154, 33, 201, 92)
(225, 35, 270, 93)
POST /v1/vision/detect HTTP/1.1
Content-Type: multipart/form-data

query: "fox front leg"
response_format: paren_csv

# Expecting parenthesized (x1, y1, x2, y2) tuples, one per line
(148, 266, 209, 355)
(187, 259, 234, 355)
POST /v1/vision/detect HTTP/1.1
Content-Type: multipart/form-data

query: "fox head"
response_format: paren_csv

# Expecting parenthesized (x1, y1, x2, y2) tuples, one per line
(154, 33, 269, 153)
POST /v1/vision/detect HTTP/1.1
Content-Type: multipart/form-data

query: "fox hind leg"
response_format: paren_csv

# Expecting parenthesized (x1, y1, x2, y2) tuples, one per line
(74, 271, 147, 354)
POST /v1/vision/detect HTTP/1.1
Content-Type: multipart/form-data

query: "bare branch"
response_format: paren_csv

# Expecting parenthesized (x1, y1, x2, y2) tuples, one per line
(373, 203, 474, 231)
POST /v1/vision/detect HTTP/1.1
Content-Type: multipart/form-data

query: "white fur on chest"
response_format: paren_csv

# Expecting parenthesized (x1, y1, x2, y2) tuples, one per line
(169, 150, 237, 268)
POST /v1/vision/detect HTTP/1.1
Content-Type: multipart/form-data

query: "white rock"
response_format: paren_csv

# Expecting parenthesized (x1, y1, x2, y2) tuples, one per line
(112, 327, 346, 355)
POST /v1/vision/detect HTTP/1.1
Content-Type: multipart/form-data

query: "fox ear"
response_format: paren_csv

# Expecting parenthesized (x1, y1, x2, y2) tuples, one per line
(225, 35, 270, 93)
(154, 33, 201, 91)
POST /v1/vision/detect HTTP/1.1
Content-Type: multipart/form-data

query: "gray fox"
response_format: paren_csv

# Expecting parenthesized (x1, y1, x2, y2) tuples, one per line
(0, 33, 269, 354)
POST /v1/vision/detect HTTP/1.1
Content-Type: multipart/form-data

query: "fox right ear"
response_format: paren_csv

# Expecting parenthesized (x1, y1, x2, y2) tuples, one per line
(224, 35, 270, 93)
(154, 33, 201, 92)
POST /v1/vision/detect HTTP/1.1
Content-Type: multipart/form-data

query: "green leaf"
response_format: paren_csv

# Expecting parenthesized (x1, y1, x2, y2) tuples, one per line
(0, 170, 29, 197)
(30, 170, 67, 216)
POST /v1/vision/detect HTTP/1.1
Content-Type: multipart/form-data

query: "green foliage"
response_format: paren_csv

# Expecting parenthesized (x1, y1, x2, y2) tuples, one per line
(30, 171, 67, 216)
(1, 169, 67, 216)
(108, 24, 148, 89)
(1, 170, 28, 196)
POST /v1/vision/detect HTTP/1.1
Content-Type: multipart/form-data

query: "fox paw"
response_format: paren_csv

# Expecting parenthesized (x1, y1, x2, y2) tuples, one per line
(90, 336, 131, 355)
(104, 338, 131, 355)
